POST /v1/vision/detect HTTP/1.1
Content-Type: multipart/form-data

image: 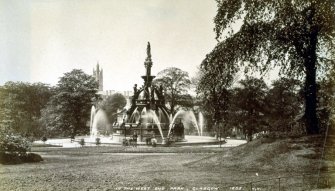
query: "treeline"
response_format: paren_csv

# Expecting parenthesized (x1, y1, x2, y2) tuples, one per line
(197, 0, 335, 138)
(0, 69, 98, 140)
(196, 74, 334, 141)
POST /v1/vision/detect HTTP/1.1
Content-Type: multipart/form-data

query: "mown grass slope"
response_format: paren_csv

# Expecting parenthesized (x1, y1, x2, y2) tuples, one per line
(0, 135, 333, 190)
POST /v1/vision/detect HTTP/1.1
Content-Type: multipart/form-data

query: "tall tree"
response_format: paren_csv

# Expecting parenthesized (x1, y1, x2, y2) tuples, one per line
(0, 82, 53, 138)
(233, 77, 268, 141)
(196, 67, 240, 134)
(197, 79, 230, 134)
(40, 69, 98, 137)
(265, 78, 303, 133)
(317, 66, 335, 132)
(98, 93, 127, 123)
(153, 67, 192, 115)
(203, 0, 334, 134)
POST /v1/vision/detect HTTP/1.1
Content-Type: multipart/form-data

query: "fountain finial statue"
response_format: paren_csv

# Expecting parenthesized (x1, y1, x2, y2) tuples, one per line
(144, 42, 153, 80)
(146, 42, 151, 60)
(145, 42, 152, 64)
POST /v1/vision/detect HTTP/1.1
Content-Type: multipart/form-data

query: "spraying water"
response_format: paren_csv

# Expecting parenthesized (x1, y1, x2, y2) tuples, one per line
(90, 106, 96, 136)
(141, 107, 147, 116)
(167, 110, 202, 137)
(185, 111, 201, 136)
(129, 107, 140, 123)
(198, 112, 204, 136)
(91, 109, 109, 138)
(143, 109, 164, 140)
(168, 110, 185, 137)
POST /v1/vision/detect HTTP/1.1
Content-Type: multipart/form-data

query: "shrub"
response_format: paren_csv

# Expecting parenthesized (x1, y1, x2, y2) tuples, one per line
(259, 131, 304, 140)
(0, 152, 43, 164)
(22, 153, 43, 163)
(122, 138, 129, 146)
(41, 136, 47, 143)
(0, 129, 43, 164)
(0, 129, 30, 155)
(70, 135, 75, 143)
(79, 138, 85, 147)
(95, 138, 101, 146)
(0, 152, 22, 164)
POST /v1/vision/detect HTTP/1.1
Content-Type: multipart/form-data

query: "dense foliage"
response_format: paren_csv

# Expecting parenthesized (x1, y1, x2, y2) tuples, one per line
(40, 69, 98, 137)
(197, 74, 307, 139)
(199, 0, 335, 135)
(0, 128, 43, 164)
(317, 66, 335, 133)
(153, 67, 193, 115)
(0, 82, 53, 138)
(98, 93, 127, 123)
(233, 77, 268, 140)
(0, 129, 30, 155)
(265, 78, 303, 133)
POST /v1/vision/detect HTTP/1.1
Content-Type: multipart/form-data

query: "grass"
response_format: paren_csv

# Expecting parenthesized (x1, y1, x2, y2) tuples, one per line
(0, 135, 333, 190)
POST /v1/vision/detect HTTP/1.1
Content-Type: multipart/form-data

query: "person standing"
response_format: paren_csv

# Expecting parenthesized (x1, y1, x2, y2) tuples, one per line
(132, 132, 138, 147)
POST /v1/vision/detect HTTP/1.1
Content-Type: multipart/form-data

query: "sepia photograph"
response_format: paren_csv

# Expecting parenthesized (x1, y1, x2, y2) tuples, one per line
(0, 0, 334, 190)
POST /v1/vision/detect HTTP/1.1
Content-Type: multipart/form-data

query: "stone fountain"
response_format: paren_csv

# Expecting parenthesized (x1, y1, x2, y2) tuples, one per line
(90, 42, 207, 145)
(115, 42, 171, 143)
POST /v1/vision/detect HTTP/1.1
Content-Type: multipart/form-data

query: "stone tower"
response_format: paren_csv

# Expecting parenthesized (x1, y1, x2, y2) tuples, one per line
(93, 62, 103, 91)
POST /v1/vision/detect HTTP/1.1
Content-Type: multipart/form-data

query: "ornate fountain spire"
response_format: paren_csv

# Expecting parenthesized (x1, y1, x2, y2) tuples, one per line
(144, 42, 153, 77)
(146, 42, 151, 61)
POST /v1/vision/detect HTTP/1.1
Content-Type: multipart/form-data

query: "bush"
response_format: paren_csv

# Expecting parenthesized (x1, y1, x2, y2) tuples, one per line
(122, 138, 129, 146)
(79, 138, 85, 147)
(0, 130, 30, 155)
(0, 152, 22, 164)
(0, 129, 43, 164)
(21, 153, 43, 163)
(0, 152, 43, 164)
(95, 138, 101, 146)
(70, 135, 75, 142)
(41, 136, 47, 143)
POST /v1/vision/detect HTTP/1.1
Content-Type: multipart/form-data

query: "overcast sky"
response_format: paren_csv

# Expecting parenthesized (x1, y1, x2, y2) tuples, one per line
(0, 0, 219, 91)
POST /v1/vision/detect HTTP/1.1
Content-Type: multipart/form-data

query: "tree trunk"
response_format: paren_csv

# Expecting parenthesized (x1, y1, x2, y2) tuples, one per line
(304, 29, 319, 135)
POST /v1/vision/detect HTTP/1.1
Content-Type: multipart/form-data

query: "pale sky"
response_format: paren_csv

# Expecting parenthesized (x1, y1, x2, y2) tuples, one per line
(0, 0, 218, 91)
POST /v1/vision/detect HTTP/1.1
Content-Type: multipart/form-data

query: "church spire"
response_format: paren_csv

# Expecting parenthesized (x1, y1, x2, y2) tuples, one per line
(93, 62, 103, 91)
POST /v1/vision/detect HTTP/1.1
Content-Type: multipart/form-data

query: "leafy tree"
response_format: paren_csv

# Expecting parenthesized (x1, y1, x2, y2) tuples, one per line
(98, 93, 127, 123)
(39, 96, 68, 137)
(232, 77, 268, 141)
(317, 66, 335, 133)
(198, 84, 231, 135)
(40, 69, 98, 137)
(265, 78, 303, 133)
(153, 67, 192, 115)
(203, 0, 335, 134)
(0, 82, 53, 138)
(196, 67, 240, 135)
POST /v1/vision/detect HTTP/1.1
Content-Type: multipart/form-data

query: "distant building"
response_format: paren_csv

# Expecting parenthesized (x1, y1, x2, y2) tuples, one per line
(93, 62, 103, 91)
(92, 63, 133, 108)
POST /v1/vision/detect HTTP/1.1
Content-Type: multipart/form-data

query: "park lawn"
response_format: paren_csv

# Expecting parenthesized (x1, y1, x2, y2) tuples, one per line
(0, 146, 234, 190)
(0, 135, 333, 190)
